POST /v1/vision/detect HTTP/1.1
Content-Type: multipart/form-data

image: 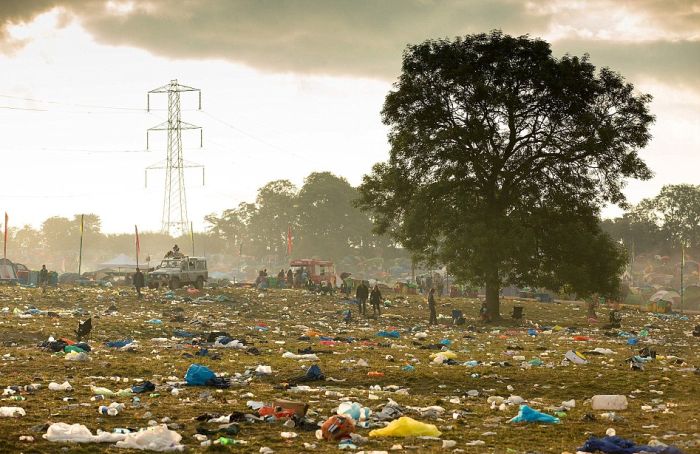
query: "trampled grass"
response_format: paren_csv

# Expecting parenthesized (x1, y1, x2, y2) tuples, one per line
(0, 285, 697, 453)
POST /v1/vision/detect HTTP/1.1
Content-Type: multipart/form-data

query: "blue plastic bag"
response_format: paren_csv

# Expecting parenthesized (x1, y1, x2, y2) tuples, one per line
(105, 339, 133, 348)
(377, 330, 400, 339)
(305, 364, 325, 380)
(508, 405, 560, 424)
(185, 364, 216, 386)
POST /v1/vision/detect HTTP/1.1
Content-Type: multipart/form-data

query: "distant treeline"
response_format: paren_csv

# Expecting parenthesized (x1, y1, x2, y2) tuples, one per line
(602, 184, 700, 259)
(6, 172, 407, 273)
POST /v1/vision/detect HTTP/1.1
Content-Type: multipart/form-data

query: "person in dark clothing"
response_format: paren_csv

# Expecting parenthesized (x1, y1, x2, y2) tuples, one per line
(286, 269, 294, 287)
(428, 287, 438, 325)
(370, 284, 382, 317)
(39, 265, 49, 293)
(133, 268, 145, 298)
(277, 269, 285, 288)
(355, 281, 369, 316)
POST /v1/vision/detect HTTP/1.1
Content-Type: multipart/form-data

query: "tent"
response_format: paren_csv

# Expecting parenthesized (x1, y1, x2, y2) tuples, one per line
(99, 254, 139, 272)
(0, 258, 17, 281)
(649, 290, 680, 303)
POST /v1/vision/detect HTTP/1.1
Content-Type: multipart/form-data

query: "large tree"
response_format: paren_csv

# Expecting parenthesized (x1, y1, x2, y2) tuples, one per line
(357, 31, 653, 317)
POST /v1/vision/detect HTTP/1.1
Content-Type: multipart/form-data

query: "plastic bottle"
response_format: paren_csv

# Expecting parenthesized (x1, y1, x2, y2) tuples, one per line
(97, 403, 123, 416)
(591, 395, 628, 410)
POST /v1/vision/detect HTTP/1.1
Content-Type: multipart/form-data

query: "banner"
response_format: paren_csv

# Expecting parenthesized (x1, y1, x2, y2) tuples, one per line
(287, 224, 293, 256)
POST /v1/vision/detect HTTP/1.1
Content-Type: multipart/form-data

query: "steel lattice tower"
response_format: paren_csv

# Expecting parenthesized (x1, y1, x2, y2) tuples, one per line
(146, 80, 204, 236)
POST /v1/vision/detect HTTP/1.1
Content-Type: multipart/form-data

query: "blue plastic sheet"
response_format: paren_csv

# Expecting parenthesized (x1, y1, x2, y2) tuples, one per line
(508, 405, 560, 424)
(377, 330, 400, 338)
(578, 435, 684, 453)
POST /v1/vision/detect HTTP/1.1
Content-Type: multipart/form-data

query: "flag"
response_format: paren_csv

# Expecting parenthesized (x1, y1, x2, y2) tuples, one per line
(190, 222, 195, 256)
(78, 214, 84, 275)
(135, 225, 140, 255)
(135, 225, 140, 266)
(286, 224, 293, 256)
(3, 212, 7, 259)
(681, 242, 685, 313)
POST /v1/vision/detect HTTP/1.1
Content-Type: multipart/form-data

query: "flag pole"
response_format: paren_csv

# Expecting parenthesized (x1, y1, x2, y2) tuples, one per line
(78, 214, 84, 276)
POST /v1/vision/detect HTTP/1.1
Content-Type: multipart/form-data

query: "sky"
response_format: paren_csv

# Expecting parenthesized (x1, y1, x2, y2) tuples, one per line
(0, 0, 698, 233)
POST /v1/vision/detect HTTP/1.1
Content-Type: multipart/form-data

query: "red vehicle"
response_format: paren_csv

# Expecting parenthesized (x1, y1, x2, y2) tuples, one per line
(289, 259, 336, 286)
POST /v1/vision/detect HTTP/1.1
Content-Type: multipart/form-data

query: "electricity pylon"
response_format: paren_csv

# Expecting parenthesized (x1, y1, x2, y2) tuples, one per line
(145, 80, 204, 236)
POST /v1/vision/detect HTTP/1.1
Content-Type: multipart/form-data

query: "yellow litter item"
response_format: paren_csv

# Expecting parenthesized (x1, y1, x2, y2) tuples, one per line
(369, 416, 442, 437)
(429, 350, 456, 360)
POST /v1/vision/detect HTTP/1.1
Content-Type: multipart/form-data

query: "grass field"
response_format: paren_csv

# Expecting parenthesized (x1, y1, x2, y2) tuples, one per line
(0, 285, 697, 453)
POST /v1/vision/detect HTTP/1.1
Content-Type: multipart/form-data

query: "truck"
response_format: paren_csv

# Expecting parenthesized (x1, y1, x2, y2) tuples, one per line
(289, 259, 336, 287)
(148, 256, 208, 290)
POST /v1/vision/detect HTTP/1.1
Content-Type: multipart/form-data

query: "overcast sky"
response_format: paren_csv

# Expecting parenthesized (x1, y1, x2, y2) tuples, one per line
(1, 0, 699, 233)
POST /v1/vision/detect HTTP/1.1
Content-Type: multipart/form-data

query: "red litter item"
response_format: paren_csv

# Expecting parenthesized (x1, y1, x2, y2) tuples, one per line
(573, 336, 591, 341)
(321, 414, 355, 441)
(258, 406, 296, 419)
(367, 371, 385, 377)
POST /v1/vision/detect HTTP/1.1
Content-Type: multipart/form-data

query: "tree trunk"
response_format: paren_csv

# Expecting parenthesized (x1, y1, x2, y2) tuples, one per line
(485, 268, 501, 320)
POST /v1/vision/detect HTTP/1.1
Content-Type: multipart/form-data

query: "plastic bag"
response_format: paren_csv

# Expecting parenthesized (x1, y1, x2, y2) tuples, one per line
(508, 405, 560, 424)
(369, 416, 442, 437)
(185, 364, 216, 386)
(115, 424, 184, 451)
(43, 422, 126, 443)
(578, 435, 683, 454)
(337, 402, 371, 422)
(0, 407, 25, 418)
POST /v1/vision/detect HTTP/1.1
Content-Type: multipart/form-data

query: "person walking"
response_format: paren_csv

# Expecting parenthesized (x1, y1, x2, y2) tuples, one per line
(39, 265, 49, 294)
(133, 267, 145, 299)
(370, 284, 383, 317)
(355, 280, 369, 316)
(428, 287, 438, 325)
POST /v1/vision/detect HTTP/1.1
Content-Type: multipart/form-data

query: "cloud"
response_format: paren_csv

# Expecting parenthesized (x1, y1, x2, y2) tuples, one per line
(553, 39, 700, 90)
(75, 0, 548, 79)
(0, 0, 698, 87)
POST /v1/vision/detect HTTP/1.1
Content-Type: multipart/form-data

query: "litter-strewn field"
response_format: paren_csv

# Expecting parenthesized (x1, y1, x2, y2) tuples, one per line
(0, 285, 697, 453)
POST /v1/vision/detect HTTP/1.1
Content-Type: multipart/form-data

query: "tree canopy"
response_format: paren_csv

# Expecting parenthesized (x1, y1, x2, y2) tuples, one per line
(357, 31, 653, 317)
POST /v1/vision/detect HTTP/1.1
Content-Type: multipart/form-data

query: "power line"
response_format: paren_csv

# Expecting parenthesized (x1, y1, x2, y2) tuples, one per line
(0, 93, 149, 111)
(0, 146, 150, 154)
(201, 110, 304, 159)
(0, 105, 47, 111)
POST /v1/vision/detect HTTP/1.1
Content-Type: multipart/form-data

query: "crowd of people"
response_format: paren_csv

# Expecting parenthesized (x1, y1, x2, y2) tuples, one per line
(254, 268, 335, 294)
